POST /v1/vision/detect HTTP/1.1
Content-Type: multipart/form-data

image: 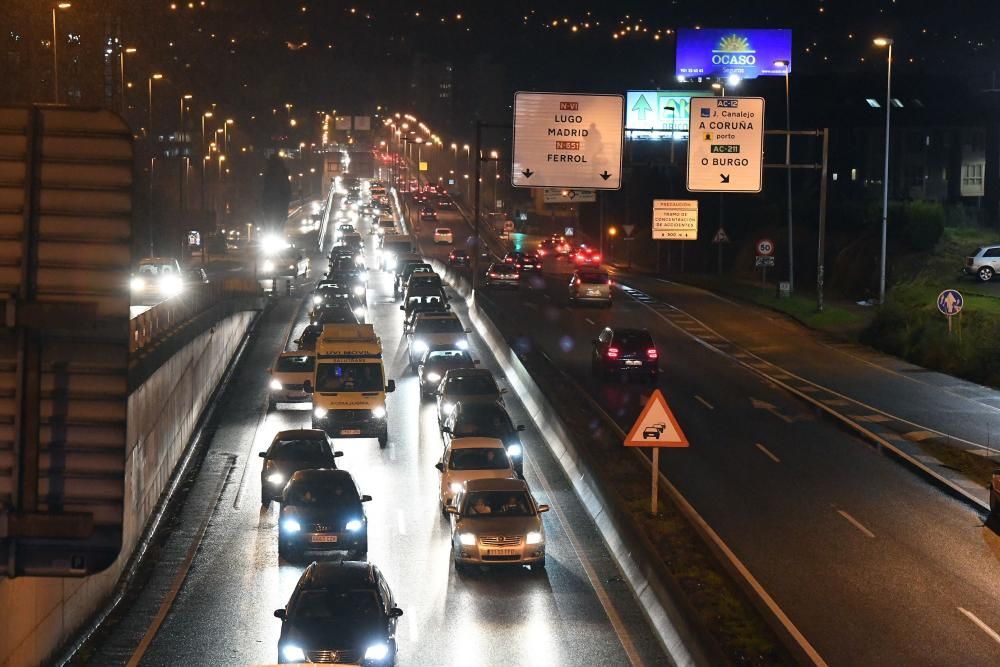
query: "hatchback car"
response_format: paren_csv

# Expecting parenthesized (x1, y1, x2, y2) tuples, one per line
(435, 437, 516, 510)
(433, 227, 454, 244)
(278, 469, 372, 562)
(964, 245, 1000, 281)
(448, 249, 470, 267)
(569, 270, 612, 307)
(420, 206, 438, 222)
(447, 478, 549, 572)
(259, 429, 342, 504)
(269, 352, 316, 410)
(274, 561, 402, 665)
(573, 245, 602, 266)
(441, 401, 526, 475)
(417, 347, 478, 398)
(591, 327, 659, 382)
(483, 263, 520, 289)
(436, 368, 506, 425)
(407, 313, 469, 366)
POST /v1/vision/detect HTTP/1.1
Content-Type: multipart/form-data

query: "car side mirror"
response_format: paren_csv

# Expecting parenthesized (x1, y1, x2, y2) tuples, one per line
(303, 381, 314, 394)
(538, 504, 550, 513)
(258, 452, 267, 458)
(361, 494, 372, 502)
(273, 609, 286, 620)
(389, 607, 404, 618)
(333, 451, 344, 458)
(441, 426, 452, 434)
(516, 425, 526, 432)
(435, 462, 444, 472)
(386, 379, 396, 393)
(446, 505, 459, 515)
(464, 328, 471, 334)
(293, 338, 302, 345)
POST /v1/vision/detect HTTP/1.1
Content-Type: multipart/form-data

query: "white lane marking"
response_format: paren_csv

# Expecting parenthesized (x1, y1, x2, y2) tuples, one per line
(585, 318, 596, 325)
(755, 443, 781, 463)
(836, 510, 875, 539)
(396, 508, 408, 536)
(127, 456, 236, 667)
(958, 607, 1000, 646)
(694, 395, 714, 410)
(526, 456, 643, 667)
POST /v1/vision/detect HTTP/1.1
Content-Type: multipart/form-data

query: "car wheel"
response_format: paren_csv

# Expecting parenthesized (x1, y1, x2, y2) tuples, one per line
(532, 558, 546, 572)
(378, 432, 388, 449)
(261, 494, 270, 508)
(454, 560, 467, 574)
(278, 541, 299, 563)
(979, 266, 994, 282)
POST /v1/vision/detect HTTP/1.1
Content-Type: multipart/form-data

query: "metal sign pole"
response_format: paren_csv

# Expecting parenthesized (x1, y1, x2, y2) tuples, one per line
(651, 447, 660, 515)
(472, 121, 482, 296)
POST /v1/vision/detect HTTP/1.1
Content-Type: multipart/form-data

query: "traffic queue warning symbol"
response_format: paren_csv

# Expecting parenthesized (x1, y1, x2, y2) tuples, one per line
(624, 390, 689, 448)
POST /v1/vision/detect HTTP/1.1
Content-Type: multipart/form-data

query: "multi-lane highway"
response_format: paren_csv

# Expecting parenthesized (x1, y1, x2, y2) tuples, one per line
(83, 188, 669, 666)
(403, 190, 1000, 664)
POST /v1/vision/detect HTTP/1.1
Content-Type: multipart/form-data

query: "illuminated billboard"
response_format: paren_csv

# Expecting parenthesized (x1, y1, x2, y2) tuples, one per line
(675, 29, 792, 80)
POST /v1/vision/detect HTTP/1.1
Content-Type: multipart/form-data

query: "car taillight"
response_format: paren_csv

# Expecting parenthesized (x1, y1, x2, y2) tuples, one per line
(513, 273, 521, 279)
(504, 257, 513, 263)
(607, 347, 619, 359)
(647, 348, 658, 360)
(575, 278, 581, 285)
(593, 255, 602, 263)
(489, 272, 498, 277)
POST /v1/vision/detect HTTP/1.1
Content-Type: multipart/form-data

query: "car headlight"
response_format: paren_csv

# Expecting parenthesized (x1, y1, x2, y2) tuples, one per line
(266, 472, 284, 485)
(507, 444, 523, 458)
(353, 285, 365, 296)
(450, 482, 463, 494)
(282, 645, 306, 662)
(312, 295, 323, 304)
(459, 532, 476, 546)
(130, 276, 145, 292)
(314, 407, 328, 418)
(412, 340, 428, 354)
(360, 271, 369, 282)
(385, 256, 397, 269)
(455, 339, 469, 350)
(353, 306, 366, 319)
(281, 519, 301, 533)
(159, 275, 183, 297)
(262, 259, 275, 272)
(364, 644, 389, 661)
(441, 402, 455, 416)
(426, 371, 441, 383)
(345, 519, 362, 531)
(269, 379, 282, 391)
(371, 405, 386, 419)
(526, 531, 542, 545)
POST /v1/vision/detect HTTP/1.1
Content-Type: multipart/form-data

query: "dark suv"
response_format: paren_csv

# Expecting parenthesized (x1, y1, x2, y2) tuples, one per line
(274, 561, 402, 665)
(591, 327, 659, 383)
(259, 429, 343, 505)
(278, 469, 372, 562)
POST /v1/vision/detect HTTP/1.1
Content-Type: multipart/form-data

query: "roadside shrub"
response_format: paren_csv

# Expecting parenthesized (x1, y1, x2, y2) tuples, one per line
(900, 201, 945, 252)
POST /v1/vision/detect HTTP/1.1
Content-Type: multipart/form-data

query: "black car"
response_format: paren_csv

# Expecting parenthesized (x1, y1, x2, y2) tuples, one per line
(417, 346, 477, 398)
(441, 401, 526, 475)
(447, 249, 469, 267)
(395, 261, 432, 298)
(591, 327, 659, 383)
(278, 469, 372, 562)
(295, 324, 323, 351)
(313, 302, 361, 326)
(327, 269, 369, 305)
(420, 206, 438, 221)
(259, 429, 343, 504)
(274, 561, 402, 665)
(504, 251, 540, 272)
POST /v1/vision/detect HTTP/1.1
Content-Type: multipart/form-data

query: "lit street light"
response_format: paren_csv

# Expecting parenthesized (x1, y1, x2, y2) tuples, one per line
(51, 3, 71, 103)
(147, 73, 164, 138)
(774, 59, 794, 293)
(201, 111, 213, 210)
(119, 46, 137, 114)
(874, 37, 894, 304)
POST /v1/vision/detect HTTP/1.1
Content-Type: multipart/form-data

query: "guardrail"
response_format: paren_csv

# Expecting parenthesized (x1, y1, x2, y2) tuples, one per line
(129, 277, 259, 354)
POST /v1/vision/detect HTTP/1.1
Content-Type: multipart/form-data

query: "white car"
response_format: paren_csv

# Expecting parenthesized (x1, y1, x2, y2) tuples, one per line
(433, 228, 454, 244)
(435, 437, 516, 510)
(407, 313, 469, 367)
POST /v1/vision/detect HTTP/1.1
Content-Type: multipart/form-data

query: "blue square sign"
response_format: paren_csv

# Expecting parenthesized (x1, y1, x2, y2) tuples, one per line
(700, 107, 711, 118)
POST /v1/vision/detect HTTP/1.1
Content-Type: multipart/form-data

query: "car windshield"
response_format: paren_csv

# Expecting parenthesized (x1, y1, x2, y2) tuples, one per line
(453, 409, 513, 437)
(614, 331, 653, 350)
(407, 295, 445, 309)
(294, 590, 381, 621)
(271, 439, 328, 460)
(315, 308, 357, 325)
(580, 273, 610, 284)
(427, 350, 471, 364)
(463, 491, 533, 517)
(449, 447, 510, 471)
(285, 480, 360, 506)
(414, 318, 463, 334)
(275, 356, 315, 372)
(315, 362, 383, 392)
(446, 375, 497, 396)
(137, 263, 176, 276)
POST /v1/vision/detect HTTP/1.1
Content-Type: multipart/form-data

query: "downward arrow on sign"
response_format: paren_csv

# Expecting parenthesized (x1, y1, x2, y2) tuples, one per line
(720, 174, 731, 184)
(522, 169, 534, 179)
(600, 171, 612, 181)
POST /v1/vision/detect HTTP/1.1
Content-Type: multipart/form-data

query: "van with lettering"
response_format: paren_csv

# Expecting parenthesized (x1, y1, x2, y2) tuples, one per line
(307, 324, 396, 448)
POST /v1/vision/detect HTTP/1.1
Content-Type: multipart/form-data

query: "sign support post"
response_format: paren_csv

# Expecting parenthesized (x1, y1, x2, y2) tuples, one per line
(623, 389, 689, 516)
(651, 448, 660, 515)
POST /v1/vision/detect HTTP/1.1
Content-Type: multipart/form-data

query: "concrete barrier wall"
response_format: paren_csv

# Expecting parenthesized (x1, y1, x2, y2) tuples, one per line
(0, 310, 256, 667)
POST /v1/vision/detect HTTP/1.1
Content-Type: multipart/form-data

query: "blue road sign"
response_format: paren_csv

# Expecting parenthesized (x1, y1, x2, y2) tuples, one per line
(937, 289, 964, 316)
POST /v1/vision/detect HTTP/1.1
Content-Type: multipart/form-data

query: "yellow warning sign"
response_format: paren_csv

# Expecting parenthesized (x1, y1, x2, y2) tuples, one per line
(624, 389, 689, 448)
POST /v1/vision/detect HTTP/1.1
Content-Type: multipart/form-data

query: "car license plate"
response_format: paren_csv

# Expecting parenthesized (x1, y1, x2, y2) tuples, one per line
(311, 535, 338, 543)
(625, 360, 642, 366)
(340, 429, 362, 436)
(586, 289, 600, 296)
(484, 549, 517, 556)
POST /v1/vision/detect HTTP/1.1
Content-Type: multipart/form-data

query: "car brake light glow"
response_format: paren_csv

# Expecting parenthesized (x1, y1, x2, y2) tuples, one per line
(647, 348, 658, 359)
(575, 278, 581, 285)
(489, 272, 498, 277)
(607, 347, 619, 359)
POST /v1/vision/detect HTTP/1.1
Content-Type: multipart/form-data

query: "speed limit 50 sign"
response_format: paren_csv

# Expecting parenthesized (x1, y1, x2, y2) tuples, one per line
(756, 238, 775, 257)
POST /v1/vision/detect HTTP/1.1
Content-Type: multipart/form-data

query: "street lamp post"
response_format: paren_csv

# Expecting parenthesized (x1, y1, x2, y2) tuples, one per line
(874, 37, 894, 304)
(119, 46, 136, 114)
(775, 59, 794, 293)
(179, 94, 192, 209)
(201, 111, 213, 210)
(224, 118, 234, 154)
(489, 150, 499, 214)
(51, 3, 71, 103)
(147, 73, 163, 138)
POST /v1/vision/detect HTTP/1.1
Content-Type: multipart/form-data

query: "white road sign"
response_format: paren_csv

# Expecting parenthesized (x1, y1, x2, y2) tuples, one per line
(687, 96, 765, 193)
(513, 92, 624, 190)
(653, 200, 698, 240)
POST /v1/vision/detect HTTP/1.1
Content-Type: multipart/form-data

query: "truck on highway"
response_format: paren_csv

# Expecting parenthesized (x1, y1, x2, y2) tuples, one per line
(307, 323, 395, 448)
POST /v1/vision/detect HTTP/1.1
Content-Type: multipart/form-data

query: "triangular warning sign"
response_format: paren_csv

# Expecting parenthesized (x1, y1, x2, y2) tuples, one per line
(712, 228, 730, 244)
(624, 389, 689, 448)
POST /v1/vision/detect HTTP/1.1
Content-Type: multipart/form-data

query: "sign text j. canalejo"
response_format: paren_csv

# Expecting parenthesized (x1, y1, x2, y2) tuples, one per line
(687, 96, 765, 193)
(512, 92, 624, 190)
